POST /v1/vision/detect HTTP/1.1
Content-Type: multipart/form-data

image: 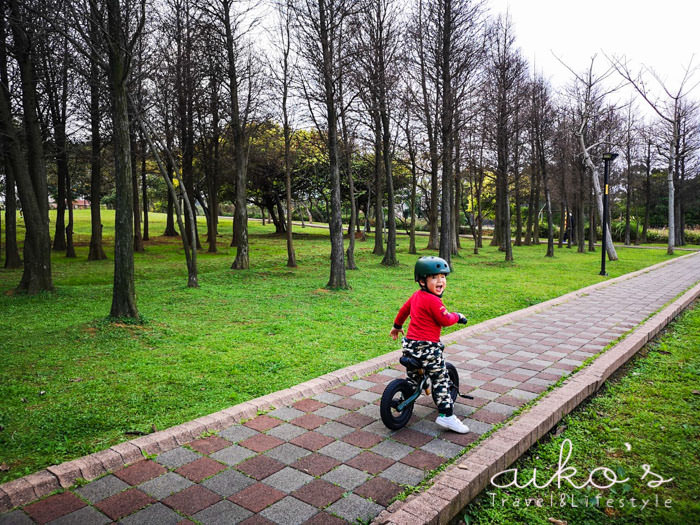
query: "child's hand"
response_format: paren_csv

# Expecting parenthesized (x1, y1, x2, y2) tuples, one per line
(390, 327, 404, 340)
(457, 313, 468, 325)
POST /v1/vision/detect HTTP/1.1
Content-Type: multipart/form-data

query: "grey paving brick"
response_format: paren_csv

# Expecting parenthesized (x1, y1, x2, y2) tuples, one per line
(461, 376, 486, 388)
(346, 379, 376, 390)
(313, 392, 342, 404)
(138, 472, 193, 500)
(468, 388, 501, 400)
(380, 462, 426, 486)
(412, 404, 436, 418)
(352, 390, 381, 402)
(317, 421, 355, 439)
(210, 444, 256, 466)
(527, 377, 556, 387)
(408, 419, 442, 437)
(265, 443, 311, 465)
(469, 359, 492, 368)
(560, 358, 584, 366)
(542, 350, 567, 359)
(480, 367, 506, 377)
(485, 351, 509, 359)
(508, 389, 539, 401)
(510, 367, 539, 377)
(321, 464, 369, 490)
(268, 423, 307, 441)
(482, 402, 517, 416)
(218, 424, 258, 444)
(362, 420, 396, 437)
(48, 507, 110, 525)
(381, 368, 403, 378)
(492, 377, 520, 388)
(530, 359, 553, 367)
(544, 367, 570, 377)
(313, 405, 348, 420)
(263, 466, 313, 493)
(201, 468, 255, 497)
(513, 350, 539, 359)
(0, 511, 34, 525)
(357, 403, 381, 419)
(118, 503, 181, 525)
(267, 406, 306, 422)
(452, 403, 477, 417)
(317, 441, 362, 462)
(260, 496, 318, 525)
(75, 474, 130, 504)
(421, 438, 464, 458)
(461, 418, 494, 435)
(193, 500, 252, 525)
(326, 493, 384, 523)
(370, 440, 413, 460)
(154, 446, 201, 469)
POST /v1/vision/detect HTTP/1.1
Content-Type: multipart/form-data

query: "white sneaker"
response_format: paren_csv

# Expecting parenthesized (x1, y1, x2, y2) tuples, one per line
(435, 415, 470, 434)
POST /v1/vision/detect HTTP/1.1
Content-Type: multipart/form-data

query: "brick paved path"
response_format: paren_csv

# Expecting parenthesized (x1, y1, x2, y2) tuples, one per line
(2, 253, 699, 525)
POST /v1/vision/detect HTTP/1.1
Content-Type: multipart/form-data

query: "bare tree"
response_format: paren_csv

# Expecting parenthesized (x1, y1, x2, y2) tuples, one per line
(271, 0, 297, 267)
(564, 56, 619, 261)
(294, 0, 352, 288)
(487, 14, 525, 262)
(610, 55, 699, 255)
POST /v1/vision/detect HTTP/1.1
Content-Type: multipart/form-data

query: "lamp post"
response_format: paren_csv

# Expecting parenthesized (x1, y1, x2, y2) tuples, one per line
(600, 152, 618, 276)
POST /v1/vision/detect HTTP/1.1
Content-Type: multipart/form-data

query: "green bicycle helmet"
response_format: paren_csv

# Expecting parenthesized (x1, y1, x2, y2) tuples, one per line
(414, 256, 451, 282)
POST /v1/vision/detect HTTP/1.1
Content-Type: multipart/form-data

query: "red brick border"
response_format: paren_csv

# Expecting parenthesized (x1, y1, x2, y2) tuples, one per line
(373, 277, 700, 525)
(1, 252, 697, 513)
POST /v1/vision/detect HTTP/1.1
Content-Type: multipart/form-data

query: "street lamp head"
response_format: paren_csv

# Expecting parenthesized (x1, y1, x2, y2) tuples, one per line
(602, 152, 618, 161)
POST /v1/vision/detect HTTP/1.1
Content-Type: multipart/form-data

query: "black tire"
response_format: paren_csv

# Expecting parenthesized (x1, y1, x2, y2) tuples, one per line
(380, 379, 415, 430)
(432, 361, 460, 407)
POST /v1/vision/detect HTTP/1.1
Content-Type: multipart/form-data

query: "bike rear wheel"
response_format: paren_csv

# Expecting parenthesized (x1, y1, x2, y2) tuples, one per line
(432, 362, 460, 407)
(380, 379, 415, 430)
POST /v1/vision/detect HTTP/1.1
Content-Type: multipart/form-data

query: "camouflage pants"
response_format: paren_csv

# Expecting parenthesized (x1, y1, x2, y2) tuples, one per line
(402, 338, 454, 416)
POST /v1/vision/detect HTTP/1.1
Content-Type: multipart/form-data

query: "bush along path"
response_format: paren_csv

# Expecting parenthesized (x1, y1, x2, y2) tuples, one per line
(1, 252, 699, 524)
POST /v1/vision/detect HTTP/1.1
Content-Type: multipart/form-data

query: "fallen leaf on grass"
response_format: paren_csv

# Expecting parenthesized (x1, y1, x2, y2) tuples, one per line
(0, 463, 8, 472)
(692, 390, 700, 395)
(547, 518, 567, 525)
(554, 424, 567, 437)
(69, 378, 83, 383)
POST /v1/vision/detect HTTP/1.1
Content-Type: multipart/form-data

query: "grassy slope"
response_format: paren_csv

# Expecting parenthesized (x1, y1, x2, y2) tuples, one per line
(0, 210, 683, 483)
(460, 304, 700, 525)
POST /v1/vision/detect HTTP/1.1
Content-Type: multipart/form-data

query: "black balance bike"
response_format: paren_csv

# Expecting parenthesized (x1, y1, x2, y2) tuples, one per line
(380, 355, 473, 430)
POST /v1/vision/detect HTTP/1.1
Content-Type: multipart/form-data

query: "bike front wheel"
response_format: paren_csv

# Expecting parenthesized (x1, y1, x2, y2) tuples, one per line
(380, 378, 415, 430)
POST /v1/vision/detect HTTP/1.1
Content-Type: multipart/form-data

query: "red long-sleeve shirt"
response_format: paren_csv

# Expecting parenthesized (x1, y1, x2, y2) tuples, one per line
(393, 290, 460, 343)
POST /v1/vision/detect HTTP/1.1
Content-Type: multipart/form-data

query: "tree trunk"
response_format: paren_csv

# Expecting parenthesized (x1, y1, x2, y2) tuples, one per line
(107, 0, 138, 317)
(6, 0, 53, 293)
(380, 109, 396, 266)
(65, 169, 76, 258)
(0, 17, 21, 269)
(641, 142, 650, 243)
(130, 129, 144, 253)
(141, 138, 149, 241)
(579, 133, 618, 260)
(372, 111, 384, 256)
(88, 32, 106, 260)
(3, 164, 21, 268)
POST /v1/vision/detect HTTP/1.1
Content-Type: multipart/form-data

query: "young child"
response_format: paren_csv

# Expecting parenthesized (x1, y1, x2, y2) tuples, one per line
(390, 256, 470, 433)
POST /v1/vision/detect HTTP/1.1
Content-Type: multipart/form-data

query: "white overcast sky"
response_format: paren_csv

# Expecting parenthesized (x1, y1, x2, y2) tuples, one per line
(488, 0, 699, 99)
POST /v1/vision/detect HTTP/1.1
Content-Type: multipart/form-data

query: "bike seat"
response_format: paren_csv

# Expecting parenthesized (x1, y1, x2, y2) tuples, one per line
(400, 356, 422, 370)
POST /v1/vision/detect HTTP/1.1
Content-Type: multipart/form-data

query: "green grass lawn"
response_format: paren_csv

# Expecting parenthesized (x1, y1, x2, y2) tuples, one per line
(459, 303, 700, 525)
(0, 210, 684, 483)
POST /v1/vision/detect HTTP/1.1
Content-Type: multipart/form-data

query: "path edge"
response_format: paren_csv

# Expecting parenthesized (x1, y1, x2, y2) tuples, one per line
(0, 252, 696, 512)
